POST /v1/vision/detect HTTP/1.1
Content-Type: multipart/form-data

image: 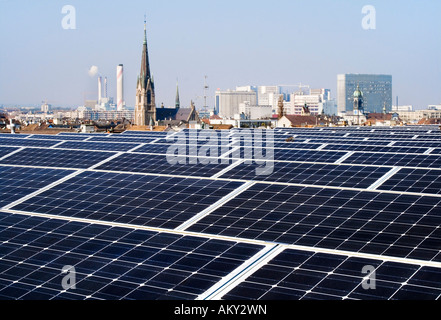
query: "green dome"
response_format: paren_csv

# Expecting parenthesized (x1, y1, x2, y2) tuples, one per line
(353, 85, 363, 98)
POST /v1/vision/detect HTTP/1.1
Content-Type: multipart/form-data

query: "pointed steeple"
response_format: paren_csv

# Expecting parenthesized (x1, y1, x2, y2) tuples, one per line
(175, 80, 180, 109)
(143, 14, 147, 45)
(140, 15, 151, 88)
(135, 16, 156, 126)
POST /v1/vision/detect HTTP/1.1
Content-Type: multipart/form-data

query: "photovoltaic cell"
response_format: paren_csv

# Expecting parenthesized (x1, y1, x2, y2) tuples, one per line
(130, 144, 175, 154)
(393, 142, 441, 148)
(0, 212, 263, 300)
(0, 146, 19, 157)
(0, 134, 30, 139)
(342, 152, 441, 169)
(187, 183, 441, 261)
(134, 144, 229, 158)
(377, 168, 441, 195)
(0, 148, 116, 169)
(88, 137, 156, 144)
(222, 248, 441, 300)
(57, 133, 109, 137)
(121, 131, 170, 137)
(153, 138, 231, 146)
(230, 148, 347, 163)
(2, 126, 441, 301)
(322, 144, 430, 154)
(11, 171, 244, 229)
(0, 166, 73, 207)
(0, 138, 59, 148)
(95, 153, 232, 177)
(29, 135, 89, 141)
(219, 162, 390, 189)
(55, 141, 141, 152)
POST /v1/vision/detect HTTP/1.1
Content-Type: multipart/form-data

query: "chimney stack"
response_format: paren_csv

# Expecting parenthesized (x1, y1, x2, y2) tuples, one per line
(98, 76, 102, 104)
(117, 64, 124, 111)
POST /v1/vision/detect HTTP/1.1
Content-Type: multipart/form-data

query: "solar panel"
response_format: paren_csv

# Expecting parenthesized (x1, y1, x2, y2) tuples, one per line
(130, 144, 174, 154)
(377, 168, 441, 195)
(230, 148, 347, 163)
(57, 133, 109, 137)
(321, 144, 430, 154)
(0, 148, 117, 169)
(393, 141, 441, 148)
(0, 134, 30, 139)
(95, 153, 233, 177)
(28, 135, 89, 141)
(134, 144, 230, 158)
(153, 138, 230, 146)
(2, 126, 441, 301)
(342, 152, 441, 169)
(121, 131, 170, 136)
(187, 183, 441, 261)
(0, 166, 73, 207)
(55, 141, 141, 152)
(219, 162, 391, 189)
(222, 248, 441, 300)
(10, 171, 244, 229)
(0, 147, 19, 158)
(0, 137, 59, 148)
(0, 212, 263, 300)
(88, 137, 157, 144)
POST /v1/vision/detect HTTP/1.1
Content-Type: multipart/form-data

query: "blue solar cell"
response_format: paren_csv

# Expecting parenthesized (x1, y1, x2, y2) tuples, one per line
(187, 183, 441, 260)
(88, 136, 156, 143)
(11, 171, 244, 229)
(0, 212, 264, 300)
(222, 248, 441, 300)
(95, 153, 233, 177)
(220, 162, 390, 188)
(55, 141, 141, 152)
(0, 166, 73, 207)
(0, 137, 58, 148)
(0, 148, 116, 169)
(29, 134, 88, 141)
(342, 152, 441, 169)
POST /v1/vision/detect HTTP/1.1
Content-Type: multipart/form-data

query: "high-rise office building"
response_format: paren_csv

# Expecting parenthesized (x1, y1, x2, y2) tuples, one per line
(337, 74, 392, 114)
(215, 88, 257, 118)
(257, 86, 280, 107)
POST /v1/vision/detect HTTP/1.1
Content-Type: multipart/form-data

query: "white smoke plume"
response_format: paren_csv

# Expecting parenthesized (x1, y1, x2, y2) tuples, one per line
(88, 65, 99, 77)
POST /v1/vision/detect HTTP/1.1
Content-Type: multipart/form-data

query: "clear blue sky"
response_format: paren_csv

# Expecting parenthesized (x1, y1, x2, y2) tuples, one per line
(0, 0, 440, 109)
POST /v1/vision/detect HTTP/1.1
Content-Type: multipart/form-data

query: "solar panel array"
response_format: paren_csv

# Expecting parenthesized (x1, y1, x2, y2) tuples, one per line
(1, 126, 441, 300)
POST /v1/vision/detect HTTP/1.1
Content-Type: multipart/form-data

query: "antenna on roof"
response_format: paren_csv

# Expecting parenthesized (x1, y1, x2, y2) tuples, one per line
(204, 76, 209, 118)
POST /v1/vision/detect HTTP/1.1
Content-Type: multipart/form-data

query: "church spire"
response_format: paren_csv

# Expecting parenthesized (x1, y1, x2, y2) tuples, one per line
(140, 15, 151, 87)
(143, 14, 147, 44)
(135, 16, 156, 126)
(175, 80, 180, 109)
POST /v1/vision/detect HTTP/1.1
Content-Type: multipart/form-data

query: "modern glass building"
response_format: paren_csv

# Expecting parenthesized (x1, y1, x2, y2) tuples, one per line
(337, 74, 392, 114)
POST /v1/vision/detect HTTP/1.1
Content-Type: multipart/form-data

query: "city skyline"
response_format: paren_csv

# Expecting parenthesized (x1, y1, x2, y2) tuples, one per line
(0, 0, 440, 110)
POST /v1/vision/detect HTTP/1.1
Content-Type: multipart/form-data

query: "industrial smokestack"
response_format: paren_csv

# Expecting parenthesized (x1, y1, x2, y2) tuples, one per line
(104, 77, 108, 98)
(98, 76, 102, 104)
(117, 64, 124, 111)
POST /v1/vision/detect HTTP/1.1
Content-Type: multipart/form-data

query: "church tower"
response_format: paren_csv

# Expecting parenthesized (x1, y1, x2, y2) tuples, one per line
(353, 84, 364, 125)
(135, 18, 156, 126)
(353, 84, 364, 113)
